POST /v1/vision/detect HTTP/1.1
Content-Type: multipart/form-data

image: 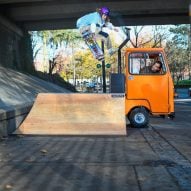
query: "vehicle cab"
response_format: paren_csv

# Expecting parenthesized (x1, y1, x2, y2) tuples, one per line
(123, 48, 175, 127)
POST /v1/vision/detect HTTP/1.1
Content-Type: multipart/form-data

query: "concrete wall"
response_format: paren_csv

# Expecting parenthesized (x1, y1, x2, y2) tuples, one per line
(0, 103, 33, 137)
(0, 15, 33, 72)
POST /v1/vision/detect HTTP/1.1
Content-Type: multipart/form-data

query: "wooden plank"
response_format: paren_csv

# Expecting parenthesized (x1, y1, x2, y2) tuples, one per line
(15, 93, 126, 135)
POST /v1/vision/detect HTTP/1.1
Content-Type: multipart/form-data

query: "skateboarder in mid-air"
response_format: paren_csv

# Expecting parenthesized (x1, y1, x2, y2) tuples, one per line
(76, 7, 118, 61)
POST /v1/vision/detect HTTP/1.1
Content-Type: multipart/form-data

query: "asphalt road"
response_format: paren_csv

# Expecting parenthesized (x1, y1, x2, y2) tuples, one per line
(0, 101, 191, 191)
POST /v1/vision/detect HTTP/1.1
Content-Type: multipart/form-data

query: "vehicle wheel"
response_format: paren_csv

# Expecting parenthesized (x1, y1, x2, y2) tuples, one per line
(128, 107, 149, 128)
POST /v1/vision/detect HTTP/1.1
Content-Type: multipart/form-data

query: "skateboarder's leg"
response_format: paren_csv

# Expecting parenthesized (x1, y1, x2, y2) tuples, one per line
(97, 31, 112, 49)
(97, 31, 117, 56)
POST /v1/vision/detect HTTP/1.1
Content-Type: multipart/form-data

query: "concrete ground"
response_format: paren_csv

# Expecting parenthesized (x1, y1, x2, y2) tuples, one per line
(0, 65, 191, 190)
(0, 100, 191, 191)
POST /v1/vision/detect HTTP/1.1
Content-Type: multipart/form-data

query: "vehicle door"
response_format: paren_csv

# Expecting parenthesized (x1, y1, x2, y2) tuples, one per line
(126, 51, 169, 113)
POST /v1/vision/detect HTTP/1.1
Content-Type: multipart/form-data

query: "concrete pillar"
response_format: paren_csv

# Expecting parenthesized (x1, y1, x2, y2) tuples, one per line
(0, 14, 34, 72)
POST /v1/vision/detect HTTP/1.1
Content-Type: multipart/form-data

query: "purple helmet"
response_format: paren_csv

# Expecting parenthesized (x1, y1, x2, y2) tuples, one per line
(100, 7, 110, 16)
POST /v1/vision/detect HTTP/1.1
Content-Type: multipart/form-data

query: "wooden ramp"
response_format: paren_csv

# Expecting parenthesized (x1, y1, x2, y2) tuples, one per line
(15, 93, 126, 135)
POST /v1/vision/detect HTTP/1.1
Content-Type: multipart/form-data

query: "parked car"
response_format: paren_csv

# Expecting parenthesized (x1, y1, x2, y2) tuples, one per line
(188, 88, 191, 97)
(174, 89, 178, 98)
(88, 82, 96, 88)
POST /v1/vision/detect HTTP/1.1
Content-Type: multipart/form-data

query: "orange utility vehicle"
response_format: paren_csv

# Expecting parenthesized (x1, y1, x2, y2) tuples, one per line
(110, 28, 175, 128)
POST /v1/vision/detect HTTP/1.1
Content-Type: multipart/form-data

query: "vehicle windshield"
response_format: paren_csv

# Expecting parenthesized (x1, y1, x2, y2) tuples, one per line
(129, 52, 166, 75)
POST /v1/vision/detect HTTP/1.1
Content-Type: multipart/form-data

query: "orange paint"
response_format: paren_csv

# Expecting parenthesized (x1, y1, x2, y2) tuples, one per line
(124, 48, 174, 116)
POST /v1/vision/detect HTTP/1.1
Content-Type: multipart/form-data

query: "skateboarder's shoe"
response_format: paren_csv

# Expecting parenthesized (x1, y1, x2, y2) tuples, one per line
(97, 55, 104, 61)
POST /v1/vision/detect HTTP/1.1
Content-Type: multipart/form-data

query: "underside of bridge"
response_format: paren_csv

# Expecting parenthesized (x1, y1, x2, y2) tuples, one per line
(0, 0, 190, 31)
(0, 0, 190, 72)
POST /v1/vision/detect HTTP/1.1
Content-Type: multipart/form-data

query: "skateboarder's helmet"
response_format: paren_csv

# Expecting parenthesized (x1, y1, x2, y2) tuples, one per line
(100, 7, 110, 16)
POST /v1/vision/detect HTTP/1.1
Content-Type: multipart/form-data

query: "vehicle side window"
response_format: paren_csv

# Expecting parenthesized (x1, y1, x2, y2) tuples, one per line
(129, 53, 144, 74)
(129, 52, 166, 75)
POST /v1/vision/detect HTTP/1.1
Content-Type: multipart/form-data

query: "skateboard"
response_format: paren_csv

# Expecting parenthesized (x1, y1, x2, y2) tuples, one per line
(82, 30, 104, 61)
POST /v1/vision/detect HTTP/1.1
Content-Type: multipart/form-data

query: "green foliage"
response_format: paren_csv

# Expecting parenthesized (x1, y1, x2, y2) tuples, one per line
(165, 24, 190, 81)
(32, 29, 82, 74)
(174, 80, 191, 85)
(169, 25, 189, 48)
(34, 70, 77, 92)
(48, 29, 81, 48)
(174, 80, 191, 88)
(74, 51, 100, 79)
(36, 30, 81, 59)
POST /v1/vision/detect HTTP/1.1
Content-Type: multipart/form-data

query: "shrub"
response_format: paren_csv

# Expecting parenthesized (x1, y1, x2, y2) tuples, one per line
(35, 71, 77, 92)
(174, 80, 191, 88)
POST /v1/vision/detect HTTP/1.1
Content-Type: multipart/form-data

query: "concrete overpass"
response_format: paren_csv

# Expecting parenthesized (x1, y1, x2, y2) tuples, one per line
(0, 0, 190, 31)
(0, 0, 190, 72)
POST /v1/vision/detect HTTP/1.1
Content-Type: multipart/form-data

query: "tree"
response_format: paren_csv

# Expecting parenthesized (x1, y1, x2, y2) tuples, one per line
(129, 25, 170, 48)
(130, 26, 146, 48)
(30, 31, 42, 61)
(32, 30, 82, 76)
(35, 31, 51, 72)
(151, 25, 170, 48)
(166, 25, 190, 81)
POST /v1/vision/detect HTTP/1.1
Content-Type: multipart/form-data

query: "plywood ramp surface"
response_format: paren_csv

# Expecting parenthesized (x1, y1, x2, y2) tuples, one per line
(15, 93, 126, 135)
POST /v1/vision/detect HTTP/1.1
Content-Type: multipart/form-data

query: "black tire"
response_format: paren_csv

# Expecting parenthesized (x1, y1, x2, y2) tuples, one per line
(128, 107, 149, 128)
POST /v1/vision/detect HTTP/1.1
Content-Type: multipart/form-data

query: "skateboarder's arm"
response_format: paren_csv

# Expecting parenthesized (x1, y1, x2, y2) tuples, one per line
(90, 23, 97, 33)
(105, 22, 119, 32)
